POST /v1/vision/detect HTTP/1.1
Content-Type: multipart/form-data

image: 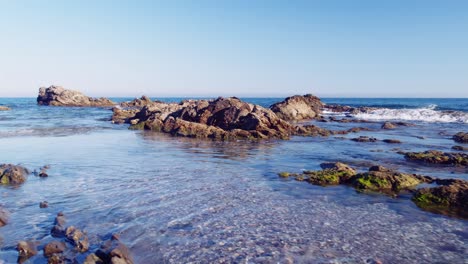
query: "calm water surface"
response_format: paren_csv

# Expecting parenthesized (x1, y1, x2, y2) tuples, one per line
(0, 98, 467, 263)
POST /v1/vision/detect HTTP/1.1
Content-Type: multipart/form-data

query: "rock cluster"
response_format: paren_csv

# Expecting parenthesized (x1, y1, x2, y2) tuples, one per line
(278, 163, 467, 218)
(0, 164, 30, 185)
(37, 86, 115, 107)
(270, 94, 324, 121)
(404, 150, 467, 166)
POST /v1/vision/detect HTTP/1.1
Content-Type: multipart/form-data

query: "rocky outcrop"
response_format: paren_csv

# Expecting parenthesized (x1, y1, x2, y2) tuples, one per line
(453, 132, 468, 144)
(0, 106, 11, 111)
(404, 150, 468, 166)
(0, 164, 30, 185)
(125, 97, 295, 140)
(413, 180, 468, 218)
(270, 94, 324, 121)
(37, 86, 115, 107)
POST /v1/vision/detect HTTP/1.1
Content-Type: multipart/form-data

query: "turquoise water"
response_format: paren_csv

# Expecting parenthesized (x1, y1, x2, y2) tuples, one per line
(0, 98, 467, 263)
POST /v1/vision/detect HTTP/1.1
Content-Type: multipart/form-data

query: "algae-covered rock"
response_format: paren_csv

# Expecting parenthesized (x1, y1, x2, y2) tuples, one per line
(412, 180, 468, 218)
(303, 169, 355, 186)
(352, 166, 424, 193)
(0, 164, 30, 185)
(453, 132, 468, 144)
(404, 150, 467, 166)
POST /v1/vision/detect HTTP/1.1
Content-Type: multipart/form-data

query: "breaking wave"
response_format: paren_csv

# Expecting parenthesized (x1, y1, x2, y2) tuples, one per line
(351, 105, 468, 123)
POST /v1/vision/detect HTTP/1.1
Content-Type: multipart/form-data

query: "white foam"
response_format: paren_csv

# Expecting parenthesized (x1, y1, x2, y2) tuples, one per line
(352, 105, 468, 123)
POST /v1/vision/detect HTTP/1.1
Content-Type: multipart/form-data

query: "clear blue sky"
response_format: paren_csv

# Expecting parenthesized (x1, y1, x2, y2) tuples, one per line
(0, 0, 467, 97)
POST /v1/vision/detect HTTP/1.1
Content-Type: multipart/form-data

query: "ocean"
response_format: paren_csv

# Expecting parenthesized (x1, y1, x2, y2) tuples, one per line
(0, 97, 467, 263)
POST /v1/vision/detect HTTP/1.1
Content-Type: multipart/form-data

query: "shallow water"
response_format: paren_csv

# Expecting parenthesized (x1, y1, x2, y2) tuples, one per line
(0, 98, 467, 263)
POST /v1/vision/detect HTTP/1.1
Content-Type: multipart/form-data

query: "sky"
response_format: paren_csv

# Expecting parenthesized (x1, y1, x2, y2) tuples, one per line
(0, 0, 467, 98)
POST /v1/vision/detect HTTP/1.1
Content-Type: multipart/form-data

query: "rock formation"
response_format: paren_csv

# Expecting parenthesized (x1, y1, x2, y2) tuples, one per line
(270, 94, 324, 121)
(37, 86, 115, 107)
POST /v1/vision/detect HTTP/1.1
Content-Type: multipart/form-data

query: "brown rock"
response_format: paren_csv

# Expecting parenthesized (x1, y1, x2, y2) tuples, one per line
(0, 106, 11, 111)
(40, 201, 49, 208)
(96, 235, 133, 264)
(351, 136, 378, 142)
(0, 164, 30, 185)
(453, 132, 468, 144)
(17, 240, 38, 259)
(65, 226, 89, 252)
(270, 94, 324, 121)
(381, 122, 397, 129)
(84, 253, 104, 264)
(37, 86, 115, 107)
(43, 241, 66, 257)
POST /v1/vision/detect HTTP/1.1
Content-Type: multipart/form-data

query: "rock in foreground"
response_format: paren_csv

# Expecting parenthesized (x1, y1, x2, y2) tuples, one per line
(270, 94, 324, 121)
(404, 150, 468, 166)
(0, 164, 30, 185)
(37, 86, 115, 107)
(413, 180, 468, 219)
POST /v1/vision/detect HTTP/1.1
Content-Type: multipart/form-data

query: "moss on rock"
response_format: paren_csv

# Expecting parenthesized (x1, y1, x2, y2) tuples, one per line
(404, 150, 467, 166)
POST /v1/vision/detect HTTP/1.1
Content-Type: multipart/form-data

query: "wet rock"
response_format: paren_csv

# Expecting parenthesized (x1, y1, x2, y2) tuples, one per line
(130, 97, 294, 140)
(17, 240, 38, 260)
(111, 108, 141, 124)
(294, 125, 331, 137)
(95, 235, 133, 264)
(381, 122, 397, 129)
(119, 95, 156, 108)
(412, 180, 468, 218)
(351, 136, 378, 143)
(0, 207, 9, 227)
(352, 166, 426, 194)
(84, 253, 104, 264)
(65, 226, 89, 252)
(383, 139, 402, 144)
(40, 201, 49, 208)
(280, 162, 357, 186)
(270, 94, 324, 121)
(319, 162, 357, 175)
(0, 164, 30, 185)
(51, 212, 66, 237)
(47, 254, 65, 264)
(404, 150, 467, 166)
(452, 145, 468, 151)
(0, 106, 11, 111)
(43, 241, 66, 257)
(453, 132, 468, 144)
(37, 86, 115, 107)
(323, 104, 355, 113)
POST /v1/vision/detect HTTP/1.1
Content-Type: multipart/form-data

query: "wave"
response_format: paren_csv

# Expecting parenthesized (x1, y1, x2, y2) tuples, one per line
(0, 126, 109, 138)
(349, 105, 468, 123)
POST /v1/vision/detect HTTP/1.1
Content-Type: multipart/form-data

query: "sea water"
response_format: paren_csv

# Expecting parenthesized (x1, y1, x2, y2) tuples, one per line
(0, 97, 466, 263)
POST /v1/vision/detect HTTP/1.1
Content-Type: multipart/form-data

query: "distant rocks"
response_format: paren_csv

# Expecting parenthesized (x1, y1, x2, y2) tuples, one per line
(0, 106, 11, 111)
(452, 145, 468, 151)
(383, 139, 402, 144)
(453, 132, 468, 144)
(351, 136, 378, 143)
(37, 86, 115, 107)
(270, 94, 324, 121)
(404, 150, 468, 166)
(0, 164, 30, 185)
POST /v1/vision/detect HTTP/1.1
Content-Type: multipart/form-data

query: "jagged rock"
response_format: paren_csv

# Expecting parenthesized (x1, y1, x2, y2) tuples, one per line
(95, 234, 133, 264)
(65, 226, 89, 252)
(43, 241, 66, 257)
(453, 132, 468, 144)
(0, 164, 30, 185)
(0, 207, 9, 227)
(413, 180, 468, 218)
(382, 122, 397, 129)
(351, 136, 378, 142)
(17, 241, 38, 260)
(404, 150, 467, 166)
(0, 106, 11, 111)
(37, 86, 115, 107)
(352, 166, 428, 193)
(270, 94, 324, 121)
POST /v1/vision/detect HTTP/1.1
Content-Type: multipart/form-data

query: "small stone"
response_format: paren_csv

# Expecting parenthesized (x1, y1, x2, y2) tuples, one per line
(40, 201, 49, 208)
(43, 241, 66, 257)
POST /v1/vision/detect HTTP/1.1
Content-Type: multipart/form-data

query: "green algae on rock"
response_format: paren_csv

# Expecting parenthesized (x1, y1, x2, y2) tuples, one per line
(404, 150, 468, 166)
(278, 162, 357, 186)
(412, 180, 468, 219)
(0, 164, 30, 185)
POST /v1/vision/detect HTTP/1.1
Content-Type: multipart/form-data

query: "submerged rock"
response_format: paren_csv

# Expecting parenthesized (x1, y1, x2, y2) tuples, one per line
(0, 207, 9, 227)
(351, 136, 378, 143)
(383, 139, 402, 144)
(0, 164, 30, 185)
(278, 162, 357, 186)
(0, 105, 11, 111)
(381, 122, 397, 129)
(453, 132, 468, 144)
(404, 150, 468, 166)
(17, 240, 38, 261)
(452, 145, 468, 151)
(43, 241, 66, 257)
(65, 226, 89, 252)
(270, 94, 324, 121)
(413, 180, 468, 218)
(352, 166, 426, 194)
(95, 234, 133, 264)
(37, 86, 115, 107)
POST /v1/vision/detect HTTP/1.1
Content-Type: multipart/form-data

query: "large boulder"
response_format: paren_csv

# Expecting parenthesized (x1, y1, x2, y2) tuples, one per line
(37, 86, 115, 107)
(0, 164, 30, 185)
(404, 150, 468, 166)
(453, 132, 468, 144)
(127, 97, 295, 140)
(413, 180, 468, 218)
(270, 94, 324, 121)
